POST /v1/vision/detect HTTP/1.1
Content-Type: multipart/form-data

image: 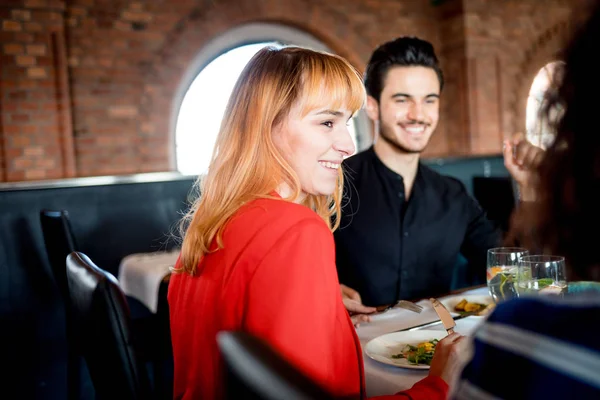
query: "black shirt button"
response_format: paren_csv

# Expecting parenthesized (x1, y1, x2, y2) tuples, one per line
(404, 232, 409, 237)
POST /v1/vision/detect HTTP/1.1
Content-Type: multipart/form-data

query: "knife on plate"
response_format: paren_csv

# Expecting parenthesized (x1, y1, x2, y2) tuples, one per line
(430, 298, 455, 335)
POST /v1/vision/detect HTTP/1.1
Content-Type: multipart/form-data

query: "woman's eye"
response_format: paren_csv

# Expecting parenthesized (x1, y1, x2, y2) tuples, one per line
(322, 121, 333, 128)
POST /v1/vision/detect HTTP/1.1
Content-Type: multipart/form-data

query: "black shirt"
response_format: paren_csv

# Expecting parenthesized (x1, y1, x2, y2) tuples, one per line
(334, 147, 500, 306)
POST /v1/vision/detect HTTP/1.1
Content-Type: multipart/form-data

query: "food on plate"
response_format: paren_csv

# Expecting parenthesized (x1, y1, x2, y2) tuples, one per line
(454, 298, 495, 316)
(391, 339, 438, 365)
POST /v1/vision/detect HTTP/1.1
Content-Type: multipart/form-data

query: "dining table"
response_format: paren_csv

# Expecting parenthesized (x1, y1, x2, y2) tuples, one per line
(357, 286, 490, 397)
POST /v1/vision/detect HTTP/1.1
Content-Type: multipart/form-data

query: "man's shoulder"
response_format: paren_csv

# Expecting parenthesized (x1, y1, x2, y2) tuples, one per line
(419, 164, 468, 194)
(342, 148, 372, 172)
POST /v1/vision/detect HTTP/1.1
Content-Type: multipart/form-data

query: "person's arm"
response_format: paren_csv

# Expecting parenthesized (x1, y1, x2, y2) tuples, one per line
(373, 377, 448, 400)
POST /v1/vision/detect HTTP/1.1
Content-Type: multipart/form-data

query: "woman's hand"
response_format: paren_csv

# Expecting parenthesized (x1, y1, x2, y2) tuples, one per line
(428, 332, 468, 385)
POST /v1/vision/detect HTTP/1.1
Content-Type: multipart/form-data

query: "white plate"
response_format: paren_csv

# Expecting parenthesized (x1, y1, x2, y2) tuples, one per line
(440, 294, 493, 317)
(364, 330, 446, 369)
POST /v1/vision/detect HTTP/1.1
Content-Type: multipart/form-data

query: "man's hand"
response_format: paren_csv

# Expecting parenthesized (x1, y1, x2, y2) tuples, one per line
(503, 133, 544, 202)
(340, 284, 376, 327)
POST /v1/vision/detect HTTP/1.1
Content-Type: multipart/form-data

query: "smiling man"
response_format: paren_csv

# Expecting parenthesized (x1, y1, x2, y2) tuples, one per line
(334, 37, 502, 307)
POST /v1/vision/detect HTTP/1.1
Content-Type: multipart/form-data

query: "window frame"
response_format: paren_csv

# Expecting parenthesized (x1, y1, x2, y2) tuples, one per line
(171, 22, 371, 174)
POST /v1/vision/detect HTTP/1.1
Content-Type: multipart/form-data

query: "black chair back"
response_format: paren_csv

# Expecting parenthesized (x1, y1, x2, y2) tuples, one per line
(217, 331, 337, 400)
(472, 176, 516, 233)
(40, 209, 85, 399)
(66, 251, 151, 400)
(40, 209, 78, 302)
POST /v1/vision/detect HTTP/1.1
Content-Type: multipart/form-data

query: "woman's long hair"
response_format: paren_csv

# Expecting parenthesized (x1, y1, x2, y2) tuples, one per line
(177, 46, 365, 275)
(507, 0, 600, 280)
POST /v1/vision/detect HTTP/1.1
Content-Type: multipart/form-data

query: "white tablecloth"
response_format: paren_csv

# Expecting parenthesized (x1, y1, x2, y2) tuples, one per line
(357, 287, 489, 397)
(117, 250, 180, 313)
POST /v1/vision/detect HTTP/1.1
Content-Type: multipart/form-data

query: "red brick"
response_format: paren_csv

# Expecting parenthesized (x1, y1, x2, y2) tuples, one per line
(68, 6, 87, 17)
(21, 125, 39, 135)
(24, 22, 42, 31)
(6, 148, 23, 158)
(42, 103, 58, 111)
(24, 146, 44, 156)
(11, 113, 30, 122)
(13, 157, 34, 169)
(15, 55, 36, 66)
(14, 32, 34, 42)
(24, 169, 47, 180)
(107, 105, 138, 118)
(26, 43, 46, 55)
(17, 80, 38, 89)
(2, 102, 18, 112)
(36, 158, 56, 168)
(120, 10, 153, 23)
(11, 136, 32, 147)
(3, 125, 20, 135)
(3, 20, 22, 32)
(8, 91, 28, 100)
(11, 9, 31, 21)
(35, 56, 52, 66)
(36, 79, 54, 89)
(0, 32, 15, 42)
(66, 17, 78, 27)
(24, 0, 47, 8)
(26, 67, 46, 79)
(4, 43, 24, 54)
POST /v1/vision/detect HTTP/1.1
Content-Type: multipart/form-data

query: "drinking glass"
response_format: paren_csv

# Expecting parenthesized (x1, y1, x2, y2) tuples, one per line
(517, 255, 567, 296)
(487, 247, 529, 303)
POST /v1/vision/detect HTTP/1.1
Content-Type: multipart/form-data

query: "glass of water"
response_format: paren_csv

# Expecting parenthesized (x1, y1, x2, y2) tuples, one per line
(517, 255, 567, 297)
(487, 247, 529, 303)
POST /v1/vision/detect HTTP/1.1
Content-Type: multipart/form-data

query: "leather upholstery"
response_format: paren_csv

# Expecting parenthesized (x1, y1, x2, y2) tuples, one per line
(66, 252, 151, 400)
(217, 331, 336, 400)
(40, 210, 78, 303)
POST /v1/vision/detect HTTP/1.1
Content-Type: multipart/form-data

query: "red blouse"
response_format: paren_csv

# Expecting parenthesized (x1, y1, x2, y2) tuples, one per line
(168, 197, 447, 399)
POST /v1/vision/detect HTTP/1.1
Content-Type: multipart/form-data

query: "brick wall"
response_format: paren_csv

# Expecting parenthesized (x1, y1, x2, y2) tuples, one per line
(0, 0, 588, 181)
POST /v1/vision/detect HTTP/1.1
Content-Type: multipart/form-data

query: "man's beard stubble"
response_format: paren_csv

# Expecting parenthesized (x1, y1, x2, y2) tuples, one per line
(377, 115, 429, 155)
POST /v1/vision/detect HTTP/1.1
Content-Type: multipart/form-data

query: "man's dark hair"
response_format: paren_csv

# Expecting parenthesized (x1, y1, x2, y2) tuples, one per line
(364, 36, 444, 101)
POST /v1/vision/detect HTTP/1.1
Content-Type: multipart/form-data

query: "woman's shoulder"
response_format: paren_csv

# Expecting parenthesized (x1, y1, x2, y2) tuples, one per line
(239, 197, 326, 226)
(226, 197, 331, 244)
